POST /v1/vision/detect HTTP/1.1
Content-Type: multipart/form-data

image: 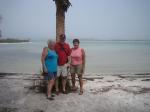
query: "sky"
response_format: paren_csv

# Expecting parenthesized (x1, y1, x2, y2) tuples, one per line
(0, 0, 150, 40)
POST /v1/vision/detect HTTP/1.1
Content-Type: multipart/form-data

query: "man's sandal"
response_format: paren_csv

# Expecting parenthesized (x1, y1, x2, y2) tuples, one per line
(72, 86, 78, 91)
(47, 96, 54, 100)
(55, 91, 59, 95)
(62, 90, 68, 94)
(51, 94, 55, 97)
(79, 90, 83, 95)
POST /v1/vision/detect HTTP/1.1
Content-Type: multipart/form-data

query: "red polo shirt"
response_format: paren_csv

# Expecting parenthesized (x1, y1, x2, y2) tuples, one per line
(55, 42, 71, 66)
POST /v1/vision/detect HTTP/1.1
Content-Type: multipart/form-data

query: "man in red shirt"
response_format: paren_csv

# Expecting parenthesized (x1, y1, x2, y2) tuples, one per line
(55, 34, 71, 94)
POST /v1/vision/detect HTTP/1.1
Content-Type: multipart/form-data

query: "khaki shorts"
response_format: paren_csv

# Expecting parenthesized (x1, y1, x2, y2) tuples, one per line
(57, 64, 68, 77)
(70, 64, 83, 75)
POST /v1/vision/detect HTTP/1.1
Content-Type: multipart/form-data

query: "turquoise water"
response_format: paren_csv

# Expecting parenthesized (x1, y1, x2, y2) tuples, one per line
(0, 40, 150, 74)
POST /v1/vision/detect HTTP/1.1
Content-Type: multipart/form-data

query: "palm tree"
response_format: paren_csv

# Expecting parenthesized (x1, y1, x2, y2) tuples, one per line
(53, 0, 71, 41)
(52, 1, 72, 92)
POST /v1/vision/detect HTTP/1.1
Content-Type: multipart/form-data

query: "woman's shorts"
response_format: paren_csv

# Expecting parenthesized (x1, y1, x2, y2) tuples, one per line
(70, 64, 83, 75)
(44, 72, 57, 80)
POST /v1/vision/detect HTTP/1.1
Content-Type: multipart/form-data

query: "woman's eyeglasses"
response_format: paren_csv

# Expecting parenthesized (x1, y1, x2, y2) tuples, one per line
(73, 44, 78, 46)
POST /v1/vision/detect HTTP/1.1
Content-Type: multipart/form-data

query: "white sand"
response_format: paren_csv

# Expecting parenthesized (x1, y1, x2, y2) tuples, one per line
(0, 73, 150, 112)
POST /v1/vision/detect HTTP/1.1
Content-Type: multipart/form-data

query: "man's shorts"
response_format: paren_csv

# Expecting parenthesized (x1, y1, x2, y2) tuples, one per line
(70, 64, 83, 75)
(57, 64, 68, 77)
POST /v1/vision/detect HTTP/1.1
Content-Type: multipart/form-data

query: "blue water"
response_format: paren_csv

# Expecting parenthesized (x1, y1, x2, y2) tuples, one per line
(0, 40, 150, 74)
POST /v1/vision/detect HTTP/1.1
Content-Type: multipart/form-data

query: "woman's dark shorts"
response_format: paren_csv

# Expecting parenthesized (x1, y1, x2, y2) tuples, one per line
(44, 72, 57, 80)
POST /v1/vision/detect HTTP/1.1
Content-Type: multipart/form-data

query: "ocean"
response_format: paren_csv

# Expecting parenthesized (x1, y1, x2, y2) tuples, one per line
(0, 40, 150, 74)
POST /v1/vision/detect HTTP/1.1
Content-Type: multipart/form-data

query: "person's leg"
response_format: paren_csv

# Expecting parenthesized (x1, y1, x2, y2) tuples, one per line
(70, 65, 76, 90)
(47, 79, 55, 98)
(78, 75, 83, 95)
(47, 81, 50, 97)
(77, 64, 83, 95)
(61, 65, 68, 93)
(71, 73, 76, 89)
(55, 77, 59, 92)
(62, 76, 68, 93)
(55, 66, 61, 95)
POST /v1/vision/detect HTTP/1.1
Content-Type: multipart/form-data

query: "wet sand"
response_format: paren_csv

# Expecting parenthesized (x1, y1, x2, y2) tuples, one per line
(0, 73, 150, 112)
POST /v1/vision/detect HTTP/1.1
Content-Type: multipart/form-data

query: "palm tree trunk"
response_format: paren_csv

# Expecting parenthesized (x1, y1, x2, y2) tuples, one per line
(54, 0, 72, 92)
(56, 1, 65, 41)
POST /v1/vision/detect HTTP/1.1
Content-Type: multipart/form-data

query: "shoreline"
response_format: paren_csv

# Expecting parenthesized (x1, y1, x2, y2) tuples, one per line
(0, 41, 32, 44)
(0, 38, 30, 43)
(1, 72, 150, 76)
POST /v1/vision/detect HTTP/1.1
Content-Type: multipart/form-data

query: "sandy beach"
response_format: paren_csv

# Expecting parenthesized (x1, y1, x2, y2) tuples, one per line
(0, 73, 150, 112)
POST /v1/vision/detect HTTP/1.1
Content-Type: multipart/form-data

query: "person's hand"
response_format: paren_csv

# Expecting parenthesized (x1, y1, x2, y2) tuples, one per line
(65, 63, 70, 68)
(81, 68, 85, 74)
(43, 65, 48, 73)
(44, 68, 48, 73)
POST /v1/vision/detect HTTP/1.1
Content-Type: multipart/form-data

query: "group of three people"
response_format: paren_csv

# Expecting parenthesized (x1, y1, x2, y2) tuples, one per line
(41, 34, 85, 100)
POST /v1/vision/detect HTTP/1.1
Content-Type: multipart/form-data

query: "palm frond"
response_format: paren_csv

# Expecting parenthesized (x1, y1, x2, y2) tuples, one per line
(53, 0, 72, 12)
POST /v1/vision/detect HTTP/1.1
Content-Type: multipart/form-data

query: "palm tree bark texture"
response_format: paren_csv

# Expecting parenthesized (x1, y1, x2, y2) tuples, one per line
(53, 0, 71, 41)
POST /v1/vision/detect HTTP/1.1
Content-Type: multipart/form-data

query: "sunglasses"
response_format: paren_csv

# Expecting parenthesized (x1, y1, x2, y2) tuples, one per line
(74, 44, 78, 46)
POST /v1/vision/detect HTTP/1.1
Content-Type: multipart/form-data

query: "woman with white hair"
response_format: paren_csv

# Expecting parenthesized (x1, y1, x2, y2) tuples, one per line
(41, 39, 58, 100)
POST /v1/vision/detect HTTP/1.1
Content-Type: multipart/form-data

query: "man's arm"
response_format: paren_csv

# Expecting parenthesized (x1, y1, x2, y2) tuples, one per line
(67, 44, 71, 66)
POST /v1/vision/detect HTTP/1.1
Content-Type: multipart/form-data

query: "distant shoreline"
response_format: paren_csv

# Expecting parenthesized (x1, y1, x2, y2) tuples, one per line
(77, 39, 150, 41)
(0, 38, 30, 43)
